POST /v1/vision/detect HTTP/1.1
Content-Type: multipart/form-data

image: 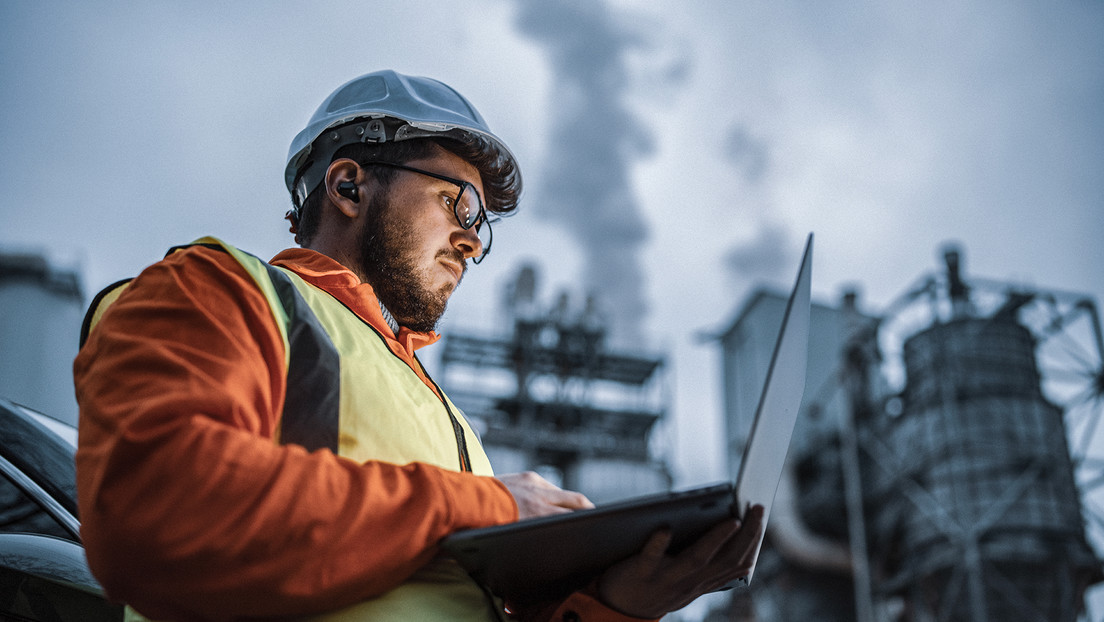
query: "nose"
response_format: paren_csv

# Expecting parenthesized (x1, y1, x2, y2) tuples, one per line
(451, 226, 483, 260)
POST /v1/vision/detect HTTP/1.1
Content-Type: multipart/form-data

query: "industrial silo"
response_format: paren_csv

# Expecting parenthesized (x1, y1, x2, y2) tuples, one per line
(0, 251, 84, 425)
(869, 249, 1102, 621)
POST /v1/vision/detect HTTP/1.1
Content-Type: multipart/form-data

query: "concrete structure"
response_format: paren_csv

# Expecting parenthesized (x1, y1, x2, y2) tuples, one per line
(0, 251, 83, 425)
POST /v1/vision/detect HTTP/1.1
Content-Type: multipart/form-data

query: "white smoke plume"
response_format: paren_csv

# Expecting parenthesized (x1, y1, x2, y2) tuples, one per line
(723, 222, 794, 284)
(514, 0, 658, 349)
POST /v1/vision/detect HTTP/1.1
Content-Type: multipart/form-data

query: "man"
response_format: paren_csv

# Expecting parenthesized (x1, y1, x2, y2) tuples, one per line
(74, 70, 763, 621)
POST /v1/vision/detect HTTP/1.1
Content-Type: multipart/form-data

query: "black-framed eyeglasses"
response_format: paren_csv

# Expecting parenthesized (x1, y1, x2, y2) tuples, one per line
(363, 161, 493, 263)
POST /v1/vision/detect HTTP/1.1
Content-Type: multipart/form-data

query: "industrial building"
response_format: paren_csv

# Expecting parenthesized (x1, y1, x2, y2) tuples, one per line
(0, 251, 83, 426)
(713, 245, 1104, 621)
(439, 263, 672, 504)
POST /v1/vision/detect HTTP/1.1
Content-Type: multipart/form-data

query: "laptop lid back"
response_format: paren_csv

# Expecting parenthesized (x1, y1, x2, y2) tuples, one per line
(732, 232, 812, 582)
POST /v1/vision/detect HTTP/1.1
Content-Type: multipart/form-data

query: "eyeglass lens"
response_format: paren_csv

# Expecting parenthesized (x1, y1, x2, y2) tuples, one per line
(449, 182, 492, 261)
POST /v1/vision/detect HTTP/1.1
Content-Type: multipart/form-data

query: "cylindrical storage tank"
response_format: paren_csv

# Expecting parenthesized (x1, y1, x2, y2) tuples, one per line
(873, 316, 1099, 620)
(564, 459, 670, 504)
(897, 395, 1084, 555)
(0, 253, 84, 425)
(903, 318, 1042, 408)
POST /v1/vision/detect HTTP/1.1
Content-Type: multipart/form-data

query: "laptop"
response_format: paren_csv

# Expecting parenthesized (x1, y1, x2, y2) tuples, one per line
(441, 233, 813, 606)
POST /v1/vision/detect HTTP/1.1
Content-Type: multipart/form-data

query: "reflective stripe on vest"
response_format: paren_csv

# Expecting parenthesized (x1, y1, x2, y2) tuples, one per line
(81, 240, 344, 454)
(193, 239, 346, 454)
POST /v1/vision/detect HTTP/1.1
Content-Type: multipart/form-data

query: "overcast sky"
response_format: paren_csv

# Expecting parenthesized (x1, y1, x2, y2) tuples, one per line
(3, 1, 1102, 492)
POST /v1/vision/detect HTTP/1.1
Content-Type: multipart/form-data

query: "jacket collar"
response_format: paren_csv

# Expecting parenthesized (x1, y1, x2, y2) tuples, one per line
(268, 248, 440, 355)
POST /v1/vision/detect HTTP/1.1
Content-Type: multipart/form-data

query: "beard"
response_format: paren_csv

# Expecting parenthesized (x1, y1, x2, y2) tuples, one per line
(356, 191, 465, 333)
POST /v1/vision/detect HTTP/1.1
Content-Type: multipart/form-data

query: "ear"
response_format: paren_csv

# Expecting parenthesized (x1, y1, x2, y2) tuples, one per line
(324, 159, 364, 219)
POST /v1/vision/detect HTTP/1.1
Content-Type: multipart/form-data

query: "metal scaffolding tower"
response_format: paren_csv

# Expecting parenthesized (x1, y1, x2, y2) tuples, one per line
(439, 264, 671, 503)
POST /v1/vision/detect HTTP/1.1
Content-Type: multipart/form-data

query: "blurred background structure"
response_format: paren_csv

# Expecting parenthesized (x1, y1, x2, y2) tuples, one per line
(2, 2, 1101, 619)
(440, 263, 672, 503)
(712, 244, 1104, 621)
(3, 0, 1102, 548)
(3, 239, 1103, 621)
(0, 252, 83, 426)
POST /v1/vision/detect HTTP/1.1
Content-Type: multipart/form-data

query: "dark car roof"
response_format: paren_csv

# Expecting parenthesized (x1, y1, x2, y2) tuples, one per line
(0, 398, 80, 541)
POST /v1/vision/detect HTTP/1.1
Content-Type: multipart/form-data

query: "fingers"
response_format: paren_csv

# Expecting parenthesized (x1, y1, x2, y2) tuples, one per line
(666, 505, 765, 580)
(728, 503, 763, 556)
(528, 489, 591, 517)
(710, 503, 763, 570)
(507, 471, 559, 490)
(639, 528, 673, 563)
(679, 519, 743, 567)
(552, 492, 596, 510)
(496, 471, 595, 520)
(592, 506, 767, 618)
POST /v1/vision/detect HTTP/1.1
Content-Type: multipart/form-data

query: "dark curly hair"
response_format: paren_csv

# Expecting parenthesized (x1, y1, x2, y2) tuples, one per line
(292, 133, 521, 247)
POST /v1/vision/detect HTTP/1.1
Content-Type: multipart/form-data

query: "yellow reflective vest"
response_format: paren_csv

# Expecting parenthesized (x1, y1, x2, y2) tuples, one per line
(105, 238, 502, 621)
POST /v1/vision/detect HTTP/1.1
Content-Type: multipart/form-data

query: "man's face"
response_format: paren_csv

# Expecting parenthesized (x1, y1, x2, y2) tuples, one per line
(355, 148, 486, 333)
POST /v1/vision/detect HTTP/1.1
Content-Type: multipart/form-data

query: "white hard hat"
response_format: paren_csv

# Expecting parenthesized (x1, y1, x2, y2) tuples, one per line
(285, 70, 519, 209)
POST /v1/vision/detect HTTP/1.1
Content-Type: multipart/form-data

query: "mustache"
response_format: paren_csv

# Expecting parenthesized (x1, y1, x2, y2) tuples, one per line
(437, 248, 468, 277)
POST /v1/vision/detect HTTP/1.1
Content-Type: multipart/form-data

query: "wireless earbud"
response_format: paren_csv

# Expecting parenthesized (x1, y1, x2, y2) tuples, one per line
(337, 181, 360, 202)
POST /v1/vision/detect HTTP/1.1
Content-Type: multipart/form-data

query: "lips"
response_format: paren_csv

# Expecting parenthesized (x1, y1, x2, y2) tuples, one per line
(440, 258, 464, 284)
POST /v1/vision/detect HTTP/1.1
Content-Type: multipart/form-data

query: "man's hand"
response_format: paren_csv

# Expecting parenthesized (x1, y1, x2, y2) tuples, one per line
(595, 505, 766, 619)
(496, 472, 595, 520)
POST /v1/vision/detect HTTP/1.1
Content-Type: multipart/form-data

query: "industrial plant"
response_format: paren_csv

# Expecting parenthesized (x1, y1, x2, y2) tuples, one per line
(713, 245, 1104, 621)
(4, 242, 1103, 620)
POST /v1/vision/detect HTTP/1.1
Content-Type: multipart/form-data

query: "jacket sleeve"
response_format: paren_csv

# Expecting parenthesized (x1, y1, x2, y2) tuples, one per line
(74, 246, 518, 621)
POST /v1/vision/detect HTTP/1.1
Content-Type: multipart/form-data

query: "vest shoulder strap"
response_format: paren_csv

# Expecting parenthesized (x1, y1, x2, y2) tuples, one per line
(77, 238, 341, 453)
(79, 278, 134, 348)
